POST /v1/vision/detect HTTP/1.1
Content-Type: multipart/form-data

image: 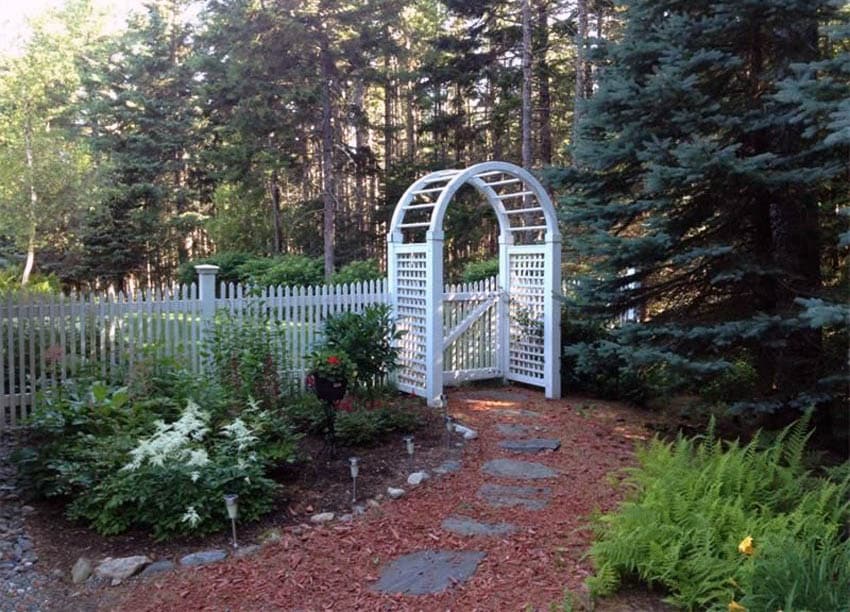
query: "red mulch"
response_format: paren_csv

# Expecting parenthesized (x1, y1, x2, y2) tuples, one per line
(111, 387, 651, 611)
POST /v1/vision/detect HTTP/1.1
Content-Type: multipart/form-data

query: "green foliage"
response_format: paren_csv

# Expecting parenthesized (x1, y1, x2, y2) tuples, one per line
(321, 304, 402, 390)
(700, 358, 758, 405)
(307, 348, 356, 384)
(205, 305, 286, 408)
(176, 251, 253, 286)
(65, 400, 277, 540)
(284, 393, 328, 436)
(15, 363, 298, 540)
(0, 266, 60, 294)
(236, 255, 323, 288)
(461, 258, 499, 283)
(334, 405, 422, 447)
(330, 259, 382, 285)
(553, 0, 850, 418)
(587, 415, 850, 610)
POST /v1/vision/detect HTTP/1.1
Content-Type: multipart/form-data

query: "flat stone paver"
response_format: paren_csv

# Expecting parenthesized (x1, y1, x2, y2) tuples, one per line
(481, 458, 558, 479)
(495, 423, 538, 437)
(488, 408, 541, 419)
(372, 550, 486, 595)
(498, 438, 561, 454)
(433, 459, 462, 474)
(476, 483, 551, 510)
(441, 516, 517, 537)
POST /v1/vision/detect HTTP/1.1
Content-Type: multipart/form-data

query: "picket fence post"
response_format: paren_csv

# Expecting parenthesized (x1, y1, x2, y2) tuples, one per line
(195, 264, 219, 374)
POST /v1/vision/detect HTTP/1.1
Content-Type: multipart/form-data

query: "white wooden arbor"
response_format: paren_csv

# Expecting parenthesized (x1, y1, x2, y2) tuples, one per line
(387, 161, 561, 406)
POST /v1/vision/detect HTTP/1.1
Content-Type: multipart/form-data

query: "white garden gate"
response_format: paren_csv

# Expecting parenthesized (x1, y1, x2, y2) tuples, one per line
(387, 161, 561, 406)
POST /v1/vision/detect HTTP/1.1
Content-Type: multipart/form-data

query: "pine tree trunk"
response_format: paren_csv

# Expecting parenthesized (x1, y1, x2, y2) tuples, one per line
(573, 0, 588, 151)
(535, 0, 552, 165)
(353, 78, 367, 258)
(521, 0, 533, 168)
(320, 41, 336, 280)
(268, 171, 283, 254)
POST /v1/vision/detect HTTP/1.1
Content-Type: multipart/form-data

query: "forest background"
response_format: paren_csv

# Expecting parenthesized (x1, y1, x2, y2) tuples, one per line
(0, 0, 847, 434)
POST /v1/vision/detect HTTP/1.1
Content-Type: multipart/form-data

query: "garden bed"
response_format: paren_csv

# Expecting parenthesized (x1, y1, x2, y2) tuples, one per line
(15, 394, 459, 610)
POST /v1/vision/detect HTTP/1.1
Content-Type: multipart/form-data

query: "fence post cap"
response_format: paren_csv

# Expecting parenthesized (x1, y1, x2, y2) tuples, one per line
(194, 264, 220, 275)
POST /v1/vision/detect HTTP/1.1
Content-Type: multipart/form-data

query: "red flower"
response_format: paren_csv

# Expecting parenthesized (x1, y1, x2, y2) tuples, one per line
(327, 356, 341, 366)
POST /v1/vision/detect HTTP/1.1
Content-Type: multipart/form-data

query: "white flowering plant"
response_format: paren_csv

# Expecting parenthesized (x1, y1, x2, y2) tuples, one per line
(66, 399, 279, 539)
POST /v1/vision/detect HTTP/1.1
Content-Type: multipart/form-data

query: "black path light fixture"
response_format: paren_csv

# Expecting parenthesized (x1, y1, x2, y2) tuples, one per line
(224, 494, 239, 548)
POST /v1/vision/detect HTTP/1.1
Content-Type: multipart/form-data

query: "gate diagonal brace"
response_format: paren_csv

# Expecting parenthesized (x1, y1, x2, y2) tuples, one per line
(442, 295, 499, 349)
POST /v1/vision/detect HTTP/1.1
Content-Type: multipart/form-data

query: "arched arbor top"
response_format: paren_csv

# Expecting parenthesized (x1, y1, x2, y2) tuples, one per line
(388, 161, 561, 245)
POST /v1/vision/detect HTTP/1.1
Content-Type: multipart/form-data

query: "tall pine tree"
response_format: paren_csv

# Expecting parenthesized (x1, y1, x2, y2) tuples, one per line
(556, 0, 849, 426)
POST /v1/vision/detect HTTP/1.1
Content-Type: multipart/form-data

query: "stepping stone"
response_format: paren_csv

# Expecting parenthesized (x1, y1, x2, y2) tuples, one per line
(498, 438, 561, 454)
(477, 483, 551, 510)
(495, 423, 535, 437)
(482, 458, 558, 479)
(179, 550, 227, 566)
(372, 550, 486, 595)
(434, 459, 462, 474)
(488, 408, 541, 419)
(441, 515, 516, 537)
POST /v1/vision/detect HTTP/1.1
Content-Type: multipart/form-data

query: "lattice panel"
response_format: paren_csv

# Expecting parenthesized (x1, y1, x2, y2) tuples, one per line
(394, 249, 428, 393)
(507, 250, 546, 382)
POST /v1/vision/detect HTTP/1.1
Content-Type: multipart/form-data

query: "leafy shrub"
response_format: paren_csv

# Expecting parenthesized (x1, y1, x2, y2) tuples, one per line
(461, 257, 499, 283)
(284, 393, 327, 435)
(322, 304, 402, 390)
(587, 415, 850, 610)
(176, 251, 253, 286)
(16, 375, 298, 540)
(331, 259, 382, 285)
(236, 255, 323, 287)
(700, 357, 758, 404)
(334, 405, 421, 447)
(205, 306, 286, 408)
(0, 265, 60, 294)
(67, 400, 278, 539)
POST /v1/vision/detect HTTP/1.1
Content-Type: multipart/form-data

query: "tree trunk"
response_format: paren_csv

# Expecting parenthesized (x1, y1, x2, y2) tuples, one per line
(521, 0, 533, 168)
(353, 78, 368, 258)
(573, 0, 588, 151)
(268, 170, 283, 254)
(320, 40, 336, 280)
(534, 0, 552, 165)
(383, 35, 393, 180)
(22, 118, 37, 286)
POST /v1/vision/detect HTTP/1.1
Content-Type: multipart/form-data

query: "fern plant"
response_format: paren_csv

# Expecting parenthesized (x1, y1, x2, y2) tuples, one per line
(587, 413, 850, 610)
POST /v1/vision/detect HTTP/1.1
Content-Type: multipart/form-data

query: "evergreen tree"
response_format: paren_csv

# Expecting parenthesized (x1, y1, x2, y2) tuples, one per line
(556, 0, 849, 423)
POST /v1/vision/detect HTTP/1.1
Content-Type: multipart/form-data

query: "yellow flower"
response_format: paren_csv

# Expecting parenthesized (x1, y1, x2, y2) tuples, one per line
(729, 601, 747, 612)
(738, 536, 755, 556)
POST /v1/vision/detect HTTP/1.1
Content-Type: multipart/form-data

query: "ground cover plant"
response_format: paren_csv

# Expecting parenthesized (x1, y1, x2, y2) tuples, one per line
(587, 415, 850, 610)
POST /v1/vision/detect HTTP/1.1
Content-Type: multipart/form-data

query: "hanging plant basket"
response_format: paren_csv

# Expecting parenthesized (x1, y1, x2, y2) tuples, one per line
(313, 374, 348, 404)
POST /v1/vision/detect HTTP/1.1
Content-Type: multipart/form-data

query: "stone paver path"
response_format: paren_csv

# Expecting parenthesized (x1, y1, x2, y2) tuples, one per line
(481, 458, 559, 479)
(476, 483, 552, 510)
(372, 550, 486, 595)
(441, 516, 517, 537)
(118, 386, 650, 611)
(498, 438, 561, 453)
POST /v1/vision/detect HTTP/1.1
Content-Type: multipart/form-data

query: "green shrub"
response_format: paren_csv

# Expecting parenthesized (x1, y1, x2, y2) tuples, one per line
(461, 257, 499, 283)
(0, 265, 60, 294)
(587, 415, 850, 610)
(16, 375, 298, 540)
(331, 259, 382, 285)
(284, 393, 327, 435)
(205, 306, 287, 408)
(700, 357, 758, 404)
(322, 304, 402, 391)
(176, 251, 253, 286)
(66, 400, 277, 539)
(236, 255, 323, 287)
(334, 406, 421, 447)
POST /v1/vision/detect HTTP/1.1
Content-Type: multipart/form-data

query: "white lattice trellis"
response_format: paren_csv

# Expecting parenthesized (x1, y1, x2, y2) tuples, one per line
(388, 161, 561, 406)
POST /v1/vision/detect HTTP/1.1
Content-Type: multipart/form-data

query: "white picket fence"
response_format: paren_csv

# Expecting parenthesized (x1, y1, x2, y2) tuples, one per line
(0, 270, 639, 428)
(0, 272, 388, 429)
